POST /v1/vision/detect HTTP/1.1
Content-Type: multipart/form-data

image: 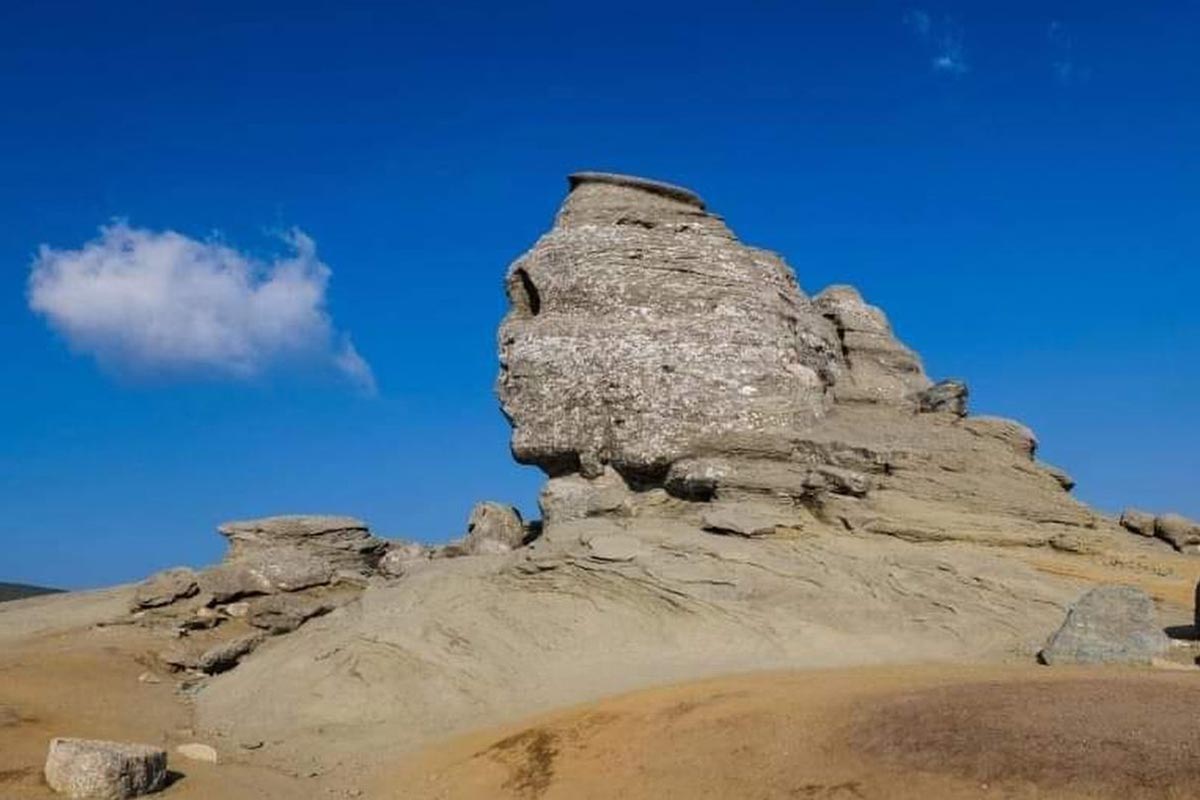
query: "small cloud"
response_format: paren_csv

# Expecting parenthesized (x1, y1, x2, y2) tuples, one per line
(904, 9, 968, 76)
(1047, 21, 1090, 86)
(903, 9, 932, 38)
(28, 223, 376, 393)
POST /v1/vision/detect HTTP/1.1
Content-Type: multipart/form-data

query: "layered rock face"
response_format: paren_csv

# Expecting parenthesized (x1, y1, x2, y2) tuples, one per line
(497, 172, 837, 481)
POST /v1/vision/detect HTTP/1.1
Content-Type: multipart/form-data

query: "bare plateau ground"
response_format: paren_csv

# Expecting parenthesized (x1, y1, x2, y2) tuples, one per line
(383, 666, 1200, 800)
(3, 545, 1200, 799)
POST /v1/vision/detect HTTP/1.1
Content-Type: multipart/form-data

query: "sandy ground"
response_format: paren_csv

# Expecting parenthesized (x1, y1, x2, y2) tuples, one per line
(384, 665, 1200, 800)
(5, 617, 1200, 800)
(0, 592, 308, 799)
(3, 544, 1200, 800)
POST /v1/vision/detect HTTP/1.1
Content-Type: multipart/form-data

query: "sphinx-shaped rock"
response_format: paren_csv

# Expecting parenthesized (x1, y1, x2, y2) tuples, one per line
(497, 173, 1102, 546)
(497, 172, 836, 481)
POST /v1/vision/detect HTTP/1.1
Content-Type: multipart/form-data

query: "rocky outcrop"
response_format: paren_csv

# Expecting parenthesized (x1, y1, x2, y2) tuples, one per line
(131, 567, 198, 609)
(1120, 508, 1157, 537)
(497, 172, 835, 482)
(44, 738, 167, 799)
(1039, 585, 1169, 666)
(1118, 509, 1200, 553)
(1155, 513, 1200, 553)
(217, 515, 386, 574)
(496, 172, 1098, 550)
(813, 285, 930, 406)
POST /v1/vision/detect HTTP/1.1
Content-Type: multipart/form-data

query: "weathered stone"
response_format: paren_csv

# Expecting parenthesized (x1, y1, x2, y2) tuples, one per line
(539, 467, 633, 524)
(217, 515, 386, 572)
(1154, 513, 1200, 552)
(1039, 585, 1168, 666)
(44, 738, 167, 799)
(377, 541, 428, 578)
(174, 743, 218, 764)
(916, 379, 968, 416)
(813, 285, 930, 406)
(198, 633, 266, 675)
(131, 567, 198, 609)
(198, 563, 273, 603)
(463, 502, 526, 554)
(498, 172, 834, 481)
(701, 506, 792, 538)
(247, 595, 333, 635)
(1119, 508, 1156, 537)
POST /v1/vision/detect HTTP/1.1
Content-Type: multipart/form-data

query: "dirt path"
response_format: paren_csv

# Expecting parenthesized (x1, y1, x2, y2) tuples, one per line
(381, 665, 1200, 800)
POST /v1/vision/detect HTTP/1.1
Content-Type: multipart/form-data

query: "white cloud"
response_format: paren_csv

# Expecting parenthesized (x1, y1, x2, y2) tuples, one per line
(1048, 21, 1089, 86)
(905, 9, 968, 76)
(28, 223, 376, 393)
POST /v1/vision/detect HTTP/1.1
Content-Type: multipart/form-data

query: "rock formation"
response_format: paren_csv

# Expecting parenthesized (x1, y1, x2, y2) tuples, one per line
(136, 173, 1188, 777)
(498, 172, 1094, 548)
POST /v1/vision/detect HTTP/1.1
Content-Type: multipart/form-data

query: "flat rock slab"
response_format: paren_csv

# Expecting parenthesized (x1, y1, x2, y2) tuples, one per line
(44, 737, 167, 799)
(1039, 585, 1169, 666)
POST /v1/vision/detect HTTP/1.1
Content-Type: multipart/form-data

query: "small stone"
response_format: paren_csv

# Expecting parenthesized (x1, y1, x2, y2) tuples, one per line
(222, 601, 251, 618)
(136, 672, 161, 685)
(44, 737, 167, 799)
(239, 740, 264, 750)
(175, 743, 218, 764)
(1039, 585, 1169, 666)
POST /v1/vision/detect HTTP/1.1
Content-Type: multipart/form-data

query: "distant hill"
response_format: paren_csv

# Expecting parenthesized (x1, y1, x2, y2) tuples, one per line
(0, 582, 63, 603)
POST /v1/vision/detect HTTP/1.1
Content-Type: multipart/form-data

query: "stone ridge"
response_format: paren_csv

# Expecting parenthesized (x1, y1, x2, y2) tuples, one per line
(567, 171, 706, 210)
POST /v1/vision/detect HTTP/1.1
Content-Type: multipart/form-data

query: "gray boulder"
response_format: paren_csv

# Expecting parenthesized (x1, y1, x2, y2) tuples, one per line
(131, 567, 198, 609)
(44, 737, 167, 799)
(1154, 513, 1200, 552)
(1119, 508, 1157, 537)
(1039, 585, 1168, 666)
(463, 502, 526, 554)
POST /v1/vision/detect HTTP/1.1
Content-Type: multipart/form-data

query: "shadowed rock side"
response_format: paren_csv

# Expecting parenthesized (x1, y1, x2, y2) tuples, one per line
(189, 173, 1185, 777)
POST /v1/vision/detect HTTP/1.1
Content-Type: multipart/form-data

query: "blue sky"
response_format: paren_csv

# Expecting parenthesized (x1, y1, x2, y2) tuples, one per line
(2, 2, 1197, 588)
